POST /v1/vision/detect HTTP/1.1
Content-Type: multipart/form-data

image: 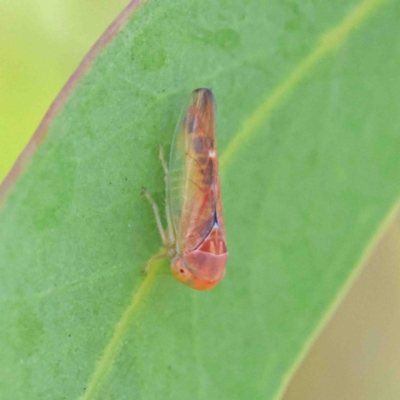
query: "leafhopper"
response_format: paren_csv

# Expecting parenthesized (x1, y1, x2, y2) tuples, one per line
(144, 88, 228, 290)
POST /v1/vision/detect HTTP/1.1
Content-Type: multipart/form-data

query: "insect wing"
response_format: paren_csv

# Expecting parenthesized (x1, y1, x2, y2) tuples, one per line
(168, 89, 225, 254)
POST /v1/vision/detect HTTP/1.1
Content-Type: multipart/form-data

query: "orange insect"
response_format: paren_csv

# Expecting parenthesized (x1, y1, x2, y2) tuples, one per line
(143, 88, 228, 290)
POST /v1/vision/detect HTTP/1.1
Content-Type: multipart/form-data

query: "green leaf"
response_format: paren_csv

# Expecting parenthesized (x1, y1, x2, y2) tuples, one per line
(1, 0, 399, 399)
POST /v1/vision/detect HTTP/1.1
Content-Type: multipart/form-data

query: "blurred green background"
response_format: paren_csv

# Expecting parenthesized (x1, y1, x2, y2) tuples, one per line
(0, 0, 128, 182)
(1, 2, 399, 399)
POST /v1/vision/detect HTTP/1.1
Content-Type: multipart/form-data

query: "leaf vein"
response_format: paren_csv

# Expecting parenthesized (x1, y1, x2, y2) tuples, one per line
(219, 0, 389, 172)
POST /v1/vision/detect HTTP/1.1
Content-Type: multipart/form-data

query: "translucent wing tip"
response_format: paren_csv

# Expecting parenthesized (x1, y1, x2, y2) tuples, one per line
(192, 88, 215, 111)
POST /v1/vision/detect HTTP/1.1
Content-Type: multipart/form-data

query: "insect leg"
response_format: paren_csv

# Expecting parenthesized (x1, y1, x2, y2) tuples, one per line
(142, 188, 167, 245)
(158, 145, 175, 244)
(143, 245, 176, 274)
(143, 252, 165, 274)
(158, 144, 169, 175)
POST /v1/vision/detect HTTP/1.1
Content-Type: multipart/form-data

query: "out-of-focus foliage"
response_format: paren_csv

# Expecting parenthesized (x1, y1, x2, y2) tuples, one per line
(0, 0, 128, 180)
